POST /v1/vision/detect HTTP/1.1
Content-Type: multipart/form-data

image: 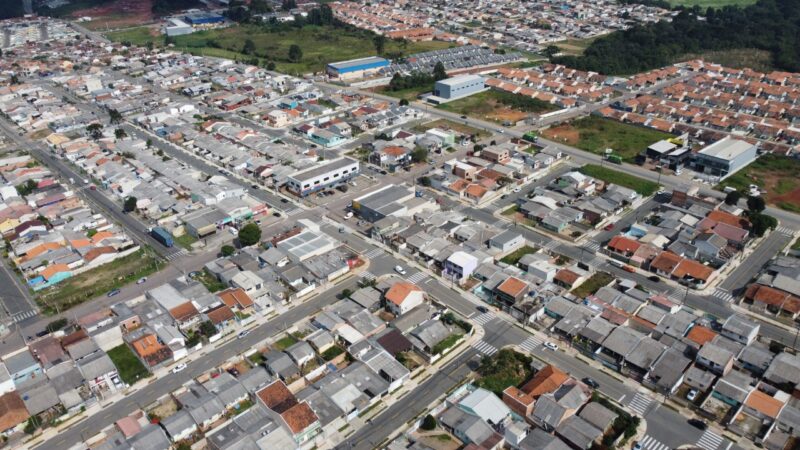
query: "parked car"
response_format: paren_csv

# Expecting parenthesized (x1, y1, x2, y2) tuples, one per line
(688, 419, 707, 430)
(344, 212, 354, 219)
(136, 277, 147, 285)
(604, 223, 614, 231)
(632, 442, 642, 450)
(394, 265, 407, 276)
(513, 187, 521, 193)
(107, 289, 121, 297)
(648, 275, 660, 282)
(172, 363, 187, 374)
(238, 330, 250, 339)
(273, 212, 281, 217)
(280, 198, 289, 204)
(582, 377, 600, 389)
(544, 341, 558, 351)
(687, 389, 698, 401)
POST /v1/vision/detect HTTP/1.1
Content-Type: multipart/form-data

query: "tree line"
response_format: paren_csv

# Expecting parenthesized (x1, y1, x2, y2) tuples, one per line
(553, 0, 800, 74)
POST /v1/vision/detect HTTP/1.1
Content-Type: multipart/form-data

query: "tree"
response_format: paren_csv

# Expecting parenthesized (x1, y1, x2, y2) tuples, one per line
(750, 212, 777, 237)
(411, 147, 428, 163)
(542, 45, 560, 59)
(747, 195, 766, 213)
(250, 0, 271, 14)
(399, 98, 409, 106)
(199, 320, 218, 337)
(242, 39, 256, 55)
(266, 61, 276, 70)
(287, 44, 303, 62)
(123, 196, 137, 213)
(419, 176, 432, 187)
(281, 0, 297, 10)
(341, 288, 353, 298)
(114, 128, 127, 139)
(433, 62, 447, 81)
(373, 35, 386, 55)
(108, 108, 123, 124)
(221, 245, 235, 257)
(146, 138, 152, 148)
(724, 190, 741, 205)
(87, 123, 103, 140)
(421, 414, 437, 431)
(238, 223, 262, 247)
(46, 318, 68, 333)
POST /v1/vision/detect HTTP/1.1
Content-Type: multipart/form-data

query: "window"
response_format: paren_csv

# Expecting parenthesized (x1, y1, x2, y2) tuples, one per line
(314, 180, 320, 185)
(334, 173, 339, 178)
(303, 184, 310, 189)
(324, 177, 329, 181)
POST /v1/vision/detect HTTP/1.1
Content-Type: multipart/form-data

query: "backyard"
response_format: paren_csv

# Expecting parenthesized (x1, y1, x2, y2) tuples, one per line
(107, 344, 150, 385)
(107, 24, 453, 75)
(500, 245, 538, 266)
(571, 272, 614, 298)
(716, 154, 800, 213)
(437, 90, 557, 124)
(579, 164, 660, 196)
(36, 249, 160, 314)
(542, 116, 672, 162)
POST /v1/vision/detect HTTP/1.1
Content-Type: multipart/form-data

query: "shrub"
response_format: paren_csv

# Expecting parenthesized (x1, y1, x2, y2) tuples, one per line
(421, 414, 437, 430)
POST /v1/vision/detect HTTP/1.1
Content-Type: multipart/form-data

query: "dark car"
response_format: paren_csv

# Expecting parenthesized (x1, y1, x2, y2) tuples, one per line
(648, 275, 661, 283)
(460, 115, 467, 119)
(688, 419, 707, 430)
(273, 212, 282, 217)
(582, 377, 600, 389)
(280, 198, 289, 204)
(477, 305, 489, 313)
(107, 289, 121, 297)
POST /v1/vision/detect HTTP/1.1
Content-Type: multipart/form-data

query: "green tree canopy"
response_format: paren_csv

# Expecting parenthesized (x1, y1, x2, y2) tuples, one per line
(221, 245, 235, 257)
(123, 196, 137, 213)
(724, 190, 741, 206)
(433, 62, 447, 81)
(288, 44, 303, 62)
(238, 223, 262, 247)
(750, 212, 777, 237)
(747, 195, 766, 213)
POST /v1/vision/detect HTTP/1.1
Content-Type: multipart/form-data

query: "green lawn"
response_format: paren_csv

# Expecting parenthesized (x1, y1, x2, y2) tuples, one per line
(502, 205, 520, 216)
(274, 335, 299, 351)
(500, 245, 538, 265)
(377, 85, 433, 102)
(716, 154, 800, 213)
(579, 164, 660, 197)
(36, 249, 161, 314)
(543, 116, 672, 163)
(195, 268, 227, 293)
(571, 272, 614, 298)
(668, 0, 756, 8)
(432, 333, 462, 355)
(108, 24, 453, 75)
(174, 233, 197, 250)
(107, 344, 150, 385)
(437, 90, 557, 124)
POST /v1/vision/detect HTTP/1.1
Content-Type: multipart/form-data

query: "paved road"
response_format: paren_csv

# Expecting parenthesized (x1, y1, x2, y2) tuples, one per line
(0, 258, 35, 324)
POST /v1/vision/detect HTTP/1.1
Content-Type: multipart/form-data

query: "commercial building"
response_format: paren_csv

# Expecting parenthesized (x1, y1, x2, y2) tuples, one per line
(351, 185, 416, 223)
(433, 74, 486, 100)
(165, 18, 193, 37)
(285, 158, 359, 197)
(183, 12, 225, 26)
(326, 57, 390, 80)
(693, 137, 758, 180)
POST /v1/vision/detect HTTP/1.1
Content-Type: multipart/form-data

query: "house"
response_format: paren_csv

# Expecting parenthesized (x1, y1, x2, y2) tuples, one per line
(175, 382, 226, 430)
(285, 341, 316, 367)
(161, 410, 197, 442)
(494, 277, 530, 308)
(217, 288, 255, 314)
(711, 370, 753, 408)
(763, 352, 800, 392)
(647, 348, 691, 395)
(578, 402, 617, 433)
(0, 392, 29, 434)
(721, 315, 759, 345)
(256, 380, 320, 444)
(439, 406, 504, 449)
(444, 251, 479, 285)
(696, 342, 735, 376)
(458, 387, 511, 425)
(556, 415, 603, 449)
(3, 350, 42, 387)
(263, 351, 300, 381)
(384, 281, 426, 316)
(489, 230, 525, 253)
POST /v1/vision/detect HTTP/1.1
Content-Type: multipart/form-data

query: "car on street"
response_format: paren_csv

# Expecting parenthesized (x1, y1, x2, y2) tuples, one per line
(688, 419, 707, 430)
(394, 265, 407, 276)
(513, 187, 521, 193)
(344, 212, 354, 219)
(136, 277, 147, 285)
(251, 184, 259, 190)
(582, 377, 600, 389)
(687, 389, 698, 401)
(280, 198, 289, 203)
(107, 289, 121, 297)
(273, 212, 281, 217)
(648, 275, 661, 283)
(189, 271, 200, 278)
(622, 265, 636, 273)
(604, 223, 614, 231)
(172, 363, 187, 374)
(228, 227, 237, 235)
(632, 442, 642, 450)
(238, 330, 250, 339)
(544, 341, 558, 351)
(460, 115, 467, 119)
(477, 305, 489, 313)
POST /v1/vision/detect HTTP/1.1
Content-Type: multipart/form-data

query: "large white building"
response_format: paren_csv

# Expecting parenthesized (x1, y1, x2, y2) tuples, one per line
(693, 137, 758, 180)
(285, 157, 359, 197)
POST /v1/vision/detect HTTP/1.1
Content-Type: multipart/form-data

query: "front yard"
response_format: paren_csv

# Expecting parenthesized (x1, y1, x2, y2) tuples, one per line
(107, 344, 150, 385)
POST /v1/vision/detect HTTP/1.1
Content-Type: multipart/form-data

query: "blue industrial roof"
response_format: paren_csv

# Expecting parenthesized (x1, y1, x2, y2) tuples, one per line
(328, 57, 389, 74)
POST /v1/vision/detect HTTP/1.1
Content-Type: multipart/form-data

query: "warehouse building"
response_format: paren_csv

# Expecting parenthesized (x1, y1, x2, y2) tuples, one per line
(351, 185, 417, 223)
(285, 158, 359, 197)
(433, 74, 486, 101)
(183, 12, 225, 26)
(327, 57, 390, 80)
(693, 137, 758, 180)
(165, 18, 193, 37)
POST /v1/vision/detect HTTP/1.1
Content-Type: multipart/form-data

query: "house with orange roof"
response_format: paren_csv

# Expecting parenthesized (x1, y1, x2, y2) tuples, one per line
(169, 302, 201, 329)
(206, 305, 235, 332)
(493, 276, 530, 307)
(607, 236, 641, 259)
(0, 392, 29, 434)
(672, 259, 715, 288)
(131, 334, 171, 367)
(520, 365, 569, 399)
(217, 288, 255, 314)
(734, 389, 786, 439)
(650, 251, 683, 278)
(686, 325, 717, 346)
(384, 281, 425, 316)
(502, 386, 535, 418)
(256, 380, 321, 444)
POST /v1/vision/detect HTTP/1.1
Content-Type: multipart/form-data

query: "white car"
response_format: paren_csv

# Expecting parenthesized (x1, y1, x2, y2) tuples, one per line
(238, 330, 250, 339)
(172, 363, 187, 374)
(543, 341, 558, 351)
(344, 211, 354, 219)
(687, 389, 698, 401)
(394, 265, 407, 276)
(513, 187, 521, 193)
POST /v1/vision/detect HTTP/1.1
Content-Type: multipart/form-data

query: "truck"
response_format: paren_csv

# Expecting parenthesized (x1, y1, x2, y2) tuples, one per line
(150, 227, 174, 248)
(607, 155, 623, 165)
(522, 131, 539, 143)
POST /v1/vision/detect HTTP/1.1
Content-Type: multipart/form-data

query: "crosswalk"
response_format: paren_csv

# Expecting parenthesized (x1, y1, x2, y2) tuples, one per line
(518, 335, 543, 353)
(776, 226, 794, 236)
(710, 287, 735, 302)
(542, 241, 560, 252)
(582, 241, 601, 252)
(696, 429, 724, 450)
(472, 312, 496, 326)
(284, 207, 302, 217)
(638, 435, 670, 450)
(473, 339, 498, 356)
(406, 272, 428, 284)
(360, 271, 376, 282)
(627, 392, 653, 416)
(363, 248, 384, 260)
(11, 310, 37, 323)
(165, 249, 187, 261)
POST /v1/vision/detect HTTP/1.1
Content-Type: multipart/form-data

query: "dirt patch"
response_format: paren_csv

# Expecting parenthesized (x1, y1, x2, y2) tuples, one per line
(74, 0, 154, 30)
(147, 397, 178, 421)
(489, 106, 528, 123)
(542, 124, 580, 145)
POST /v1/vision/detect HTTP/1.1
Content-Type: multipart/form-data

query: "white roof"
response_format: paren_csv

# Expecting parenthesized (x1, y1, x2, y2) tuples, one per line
(698, 137, 754, 161)
(648, 140, 677, 153)
(448, 251, 478, 267)
(437, 74, 484, 86)
(459, 387, 510, 424)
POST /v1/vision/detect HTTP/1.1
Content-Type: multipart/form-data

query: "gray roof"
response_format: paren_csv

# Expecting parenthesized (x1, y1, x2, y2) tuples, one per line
(4, 350, 38, 375)
(649, 348, 691, 391)
(722, 314, 759, 338)
(684, 366, 717, 391)
(520, 427, 572, 450)
(532, 395, 568, 429)
(698, 342, 735, 367)
(128, 425, 170, 450)
(713, 370, 754, 403)
(556, 415, 603, 449)
(737, 342, 774, 374)
(238, 366, 273, 393)
(439, 406, 497, 446)
(20, 381, 60, 415)
(202, 372, 248, 408)
(77, 352, 117, 380)
(361, 348, 409, 383)
(297, 388, 344, 427)
(410, 320, 451, 349)
(579, 402, 617, 431)
(161, 410, 196, 440)
(602, 326, 645, 357)
(654, 309, 696, 339)
(263, 351, 300, 380)
(579, 317, 616, 344)
(348, 287, 382, 310)
(290, 157, 357, 183)
(286, 341, 316, 365)
(764, 352, 800, 386)
(625, 337, 667, 370)
(338, 362, 389, 400)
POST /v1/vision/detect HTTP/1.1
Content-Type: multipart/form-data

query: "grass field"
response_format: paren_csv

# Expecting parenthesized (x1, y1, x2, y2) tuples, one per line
(174, 233, 197, 250)
(579, 164, 660, 196)
(36, 249, 160, 314)
(542, 116, 672, 163)
(716, 154, 800, 213)
(668, 0, 756, 8)
(376, 85, 433, 102)
(437, 90, 557, 124)
(500, 246, 538, 265)
(554, 35, 605, 56)
(107, 24, 453, 75)
(413, 119, 490, 139)
(572, 272, 614, 298)
(107, 344, 150, 385)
